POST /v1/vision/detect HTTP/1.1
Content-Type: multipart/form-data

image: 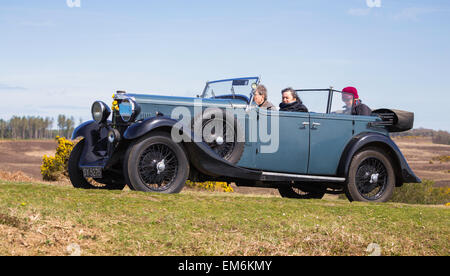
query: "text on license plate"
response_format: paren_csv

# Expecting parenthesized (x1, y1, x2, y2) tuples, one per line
(82, 167, 103, 178)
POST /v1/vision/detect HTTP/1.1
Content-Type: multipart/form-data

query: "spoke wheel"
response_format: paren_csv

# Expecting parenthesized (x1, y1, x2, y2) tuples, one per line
(346, 148, 395, 202)
(192, 108, 244, 164)
(124, 131, 189, 194)
(355, 158, 388, 201)
(202, 118, 236, 160)
(138, 143, 179, 192)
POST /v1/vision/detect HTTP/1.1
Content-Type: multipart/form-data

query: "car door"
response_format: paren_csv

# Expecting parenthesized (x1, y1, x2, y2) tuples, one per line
(253, 108, 310, 174)
(308, 113, 354, 175)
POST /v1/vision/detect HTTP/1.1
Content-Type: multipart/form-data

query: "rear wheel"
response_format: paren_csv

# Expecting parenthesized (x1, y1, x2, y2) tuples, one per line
(68, 140, 126, 190)
(345, 148, 395, 202)
(123, 131, 189, 193)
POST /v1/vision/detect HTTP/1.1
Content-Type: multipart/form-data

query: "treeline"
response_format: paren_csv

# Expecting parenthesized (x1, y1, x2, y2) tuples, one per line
(391, 128, 436, 137)
(0, 115, 78, 139)
(432, 131, 450, 145)
(392, 128, 450, 145)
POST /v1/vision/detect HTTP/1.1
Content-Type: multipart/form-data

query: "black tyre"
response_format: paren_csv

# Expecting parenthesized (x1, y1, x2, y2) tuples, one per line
(345, 148, 395, 202)
(193, 108, 244, 164)
(68, 140, 126, 190)
(123, 131, 189, 193)
(278, 183, 326, 199)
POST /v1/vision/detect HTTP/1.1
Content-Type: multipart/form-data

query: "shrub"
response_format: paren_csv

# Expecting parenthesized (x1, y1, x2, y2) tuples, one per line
(432, 155, 450, 163)
(432, 131, 450, 145)
(390, 180, 450, 205)
(40, 136, 75, 181)
(0, 171, 35, 182)
(185, 180, 234, 193)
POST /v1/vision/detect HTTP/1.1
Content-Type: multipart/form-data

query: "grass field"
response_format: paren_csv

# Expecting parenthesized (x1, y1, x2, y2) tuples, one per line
(0, 180, 448, 256)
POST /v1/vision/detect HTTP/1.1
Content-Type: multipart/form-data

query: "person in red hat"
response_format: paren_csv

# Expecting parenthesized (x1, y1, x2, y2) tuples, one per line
(341, 87, 372, 116)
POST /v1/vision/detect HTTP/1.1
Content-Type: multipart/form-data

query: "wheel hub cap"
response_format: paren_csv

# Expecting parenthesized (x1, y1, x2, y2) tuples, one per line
(370, 173, 379, 184)
(216, 136, 224, 145)
(156, 160, 166, 175)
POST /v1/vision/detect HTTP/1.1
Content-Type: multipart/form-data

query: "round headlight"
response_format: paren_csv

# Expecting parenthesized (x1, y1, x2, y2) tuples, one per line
(119, 98, 140, 122)
(91, 101, 111, 123)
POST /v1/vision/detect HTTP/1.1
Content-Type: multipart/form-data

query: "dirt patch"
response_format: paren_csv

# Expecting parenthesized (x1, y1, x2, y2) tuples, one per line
(0, 213, 29, 230)
(0, 140, 56, 180)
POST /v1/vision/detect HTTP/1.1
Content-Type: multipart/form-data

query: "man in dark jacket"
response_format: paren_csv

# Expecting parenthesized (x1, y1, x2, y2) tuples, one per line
(342, 87, 372, 116)
(279, 87, 308, 112)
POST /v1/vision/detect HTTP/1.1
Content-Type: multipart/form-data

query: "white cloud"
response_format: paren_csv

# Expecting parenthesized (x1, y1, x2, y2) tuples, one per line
(366, 0, 382, 9)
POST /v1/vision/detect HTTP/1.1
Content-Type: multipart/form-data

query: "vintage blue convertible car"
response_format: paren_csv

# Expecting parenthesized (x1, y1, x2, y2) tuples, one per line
(70, 76, 421, 202)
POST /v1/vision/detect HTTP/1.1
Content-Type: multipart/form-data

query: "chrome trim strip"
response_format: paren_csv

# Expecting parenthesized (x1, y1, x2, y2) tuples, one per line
(262, 171, 346, 182)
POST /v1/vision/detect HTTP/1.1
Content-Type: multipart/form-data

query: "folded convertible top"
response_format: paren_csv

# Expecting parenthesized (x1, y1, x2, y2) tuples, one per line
(371, 108, 414, 133)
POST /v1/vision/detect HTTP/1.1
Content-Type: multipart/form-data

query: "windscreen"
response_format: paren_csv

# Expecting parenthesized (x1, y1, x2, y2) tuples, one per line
(330, 91, 354, 115)
(203, 78, 259, 99)
(296, 90, 329, 113)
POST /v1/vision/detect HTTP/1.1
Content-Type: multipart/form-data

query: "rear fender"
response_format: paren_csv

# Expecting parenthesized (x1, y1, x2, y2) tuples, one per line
(337, 132, 421, 186)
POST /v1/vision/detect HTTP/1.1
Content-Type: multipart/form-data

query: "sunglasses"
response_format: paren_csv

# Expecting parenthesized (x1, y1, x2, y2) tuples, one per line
(342, 95, 354, 101)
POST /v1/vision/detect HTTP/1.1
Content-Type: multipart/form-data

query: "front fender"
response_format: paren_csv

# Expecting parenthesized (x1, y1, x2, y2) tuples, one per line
(72, 120, 97, 140)
(123, 116, 180, 140)
(337, 132, 421, 185)
(71, 120, 111, 167)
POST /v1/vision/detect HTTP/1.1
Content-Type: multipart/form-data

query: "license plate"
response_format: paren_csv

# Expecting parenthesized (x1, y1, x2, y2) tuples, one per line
(82, 167, 103, 179)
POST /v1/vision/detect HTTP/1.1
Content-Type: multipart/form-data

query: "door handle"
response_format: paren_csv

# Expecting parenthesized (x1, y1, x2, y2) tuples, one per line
(301, 122, 310, 129)
(312, 122, 321, 129)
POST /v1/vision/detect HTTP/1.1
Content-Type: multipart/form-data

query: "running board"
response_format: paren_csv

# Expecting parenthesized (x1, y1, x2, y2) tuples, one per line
(184, 141, 346, 183)
(260, 171, 346, 183)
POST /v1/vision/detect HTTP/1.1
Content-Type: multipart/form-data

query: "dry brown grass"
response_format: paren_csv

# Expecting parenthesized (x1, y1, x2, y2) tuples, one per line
(0, 171, 36, 183)
(0, 208, 105, 256)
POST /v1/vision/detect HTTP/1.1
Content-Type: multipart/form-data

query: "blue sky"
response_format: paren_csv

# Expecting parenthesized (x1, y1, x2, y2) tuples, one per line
(0, 0, 449, 130)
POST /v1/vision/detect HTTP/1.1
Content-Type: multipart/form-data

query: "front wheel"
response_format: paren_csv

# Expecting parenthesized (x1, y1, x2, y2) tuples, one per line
(123, 131, 189, 193)
(345, 148, 395, 202)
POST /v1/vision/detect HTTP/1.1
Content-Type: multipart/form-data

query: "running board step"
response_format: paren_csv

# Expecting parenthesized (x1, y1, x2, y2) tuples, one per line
(261, 172, 346, 183)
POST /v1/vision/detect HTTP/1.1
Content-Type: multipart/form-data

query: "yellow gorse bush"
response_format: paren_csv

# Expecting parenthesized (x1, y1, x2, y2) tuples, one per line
(185, 180, 234, 193)
(41, 136, 75, 181)
(432, 155, 450, 163)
